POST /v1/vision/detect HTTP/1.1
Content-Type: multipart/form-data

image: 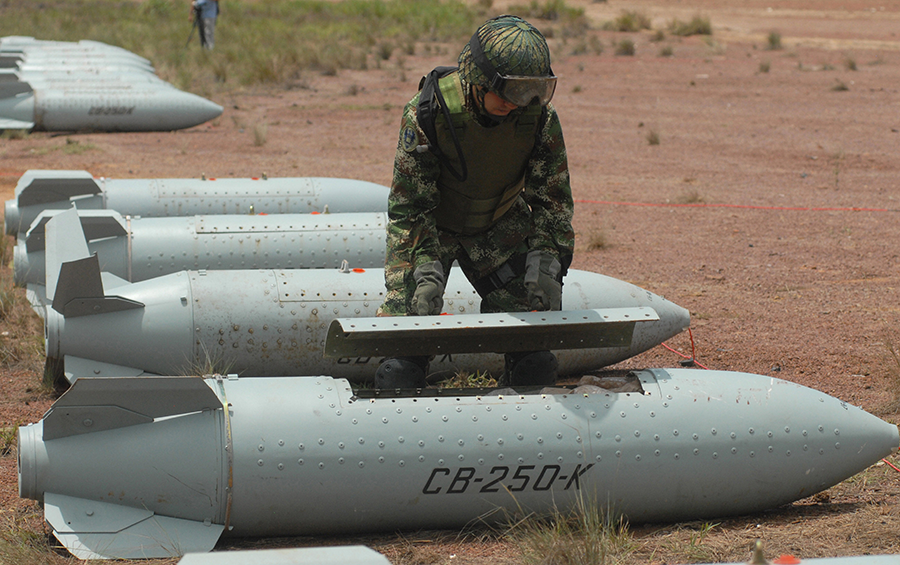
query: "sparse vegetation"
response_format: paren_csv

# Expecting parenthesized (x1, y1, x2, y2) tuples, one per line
(614, 39, 636, 56)
(831, 79, 850, 91)
(664, 522, 719, 562)
(507, 0, 586, 26)
(602, 10, 651, 32)
(677, 189, 705, 204)
(646, 129, 660, 145)
(766, 30, 783, 50)
(585, 230, 608, 251)
(182, 343, 235, 377)
(874, 334, 900, 415)
(844, 57, 858, 71)
(759, 60, 771, 73)
(439, 371, 497, 388)
(659, 45, 674, 57)
(701, 37, 726, 55)
(505, 495, 635, 565)
(253, 122, 268, 146)
(62, 138, 97, 155)
(668, 15, 712, 37)
(0, 129, 29, 140)
(0, 425, 16, 456)
(0, 0, 485, 91)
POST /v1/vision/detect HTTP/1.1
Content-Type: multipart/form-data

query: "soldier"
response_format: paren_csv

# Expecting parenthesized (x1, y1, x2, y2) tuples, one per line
(376, 15, 575, 389)
(191, 0, 219, 50)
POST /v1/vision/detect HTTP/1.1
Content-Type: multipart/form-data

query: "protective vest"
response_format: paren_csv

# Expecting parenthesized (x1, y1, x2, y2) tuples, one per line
(428, 72, 543, 235)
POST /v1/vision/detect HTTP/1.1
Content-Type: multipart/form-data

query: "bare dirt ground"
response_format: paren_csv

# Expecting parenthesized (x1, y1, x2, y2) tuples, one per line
(1, 0, 900, 563)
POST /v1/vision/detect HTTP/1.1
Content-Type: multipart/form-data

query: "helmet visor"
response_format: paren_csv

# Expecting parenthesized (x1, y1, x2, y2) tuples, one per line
(491, 74, 557, 107)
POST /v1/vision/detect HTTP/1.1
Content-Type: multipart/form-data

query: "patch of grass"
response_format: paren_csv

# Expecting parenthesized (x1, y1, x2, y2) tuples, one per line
(505, 495, 635, 565)
(831, 80, 850, 92)
(1, 129, 29, 140)
(766, 30, 783, 50)
(182, 343, 235, 377)
(377, 41, 394, 61)
(650, 29, 665, 42)
(585, 230, 608, 251)
(508, 0, 586, 24)
(759, 60, 771, 73)
(676, 189, 705, 204)
(0, 0, 487, 91)
(830, 149, 844, 188)
(646, 129, 660, 145)
(668, 15, 711, 37)
(0, 424, 17, 456)
(601, 10, 651, 32)
(0, 241, 45, 377)
(844, 57, 857, 71)
(439, 370, 497, 388)
(664, 522, 719, 562)
(614, 39, 635, 56)
(658, 45, 673, 57)
(876, 335, 900, 415)
(252, 122, 268, 146)
(62, 138, 97, 155)
(570, 35, 604, 55)
(701, 36, 726, 55)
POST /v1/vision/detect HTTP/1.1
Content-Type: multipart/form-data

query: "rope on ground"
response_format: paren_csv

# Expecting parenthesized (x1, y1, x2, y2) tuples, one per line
(660, 328, 710, 370)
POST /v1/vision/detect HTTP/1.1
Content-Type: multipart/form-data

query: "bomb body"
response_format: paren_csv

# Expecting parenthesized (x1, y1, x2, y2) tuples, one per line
(18, 370, 899, 559)
(5, 170, 390, 236)
(15, 210, 388, 286)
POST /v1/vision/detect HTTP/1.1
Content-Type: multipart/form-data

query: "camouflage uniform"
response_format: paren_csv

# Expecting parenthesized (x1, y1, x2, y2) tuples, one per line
(378, 79, 574, 316)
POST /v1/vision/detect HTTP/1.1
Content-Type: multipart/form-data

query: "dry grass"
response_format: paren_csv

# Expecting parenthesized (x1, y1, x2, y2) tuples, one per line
(504, 495, 635, 565)
(676, 189, 705, 204)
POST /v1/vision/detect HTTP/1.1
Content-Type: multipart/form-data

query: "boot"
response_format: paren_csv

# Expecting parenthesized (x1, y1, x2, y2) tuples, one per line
(374, 356, 429, 389)
(503, 350, 558, 387)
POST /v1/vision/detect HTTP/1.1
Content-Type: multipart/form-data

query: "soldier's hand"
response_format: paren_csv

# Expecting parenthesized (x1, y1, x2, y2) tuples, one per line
(524, 250, 561, 311)
(412, 261, 445, 316)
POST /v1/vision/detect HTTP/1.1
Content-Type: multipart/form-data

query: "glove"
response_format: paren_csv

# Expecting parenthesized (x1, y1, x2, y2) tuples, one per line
(411, 261, 445, 316)
(524, 250, 562, 311)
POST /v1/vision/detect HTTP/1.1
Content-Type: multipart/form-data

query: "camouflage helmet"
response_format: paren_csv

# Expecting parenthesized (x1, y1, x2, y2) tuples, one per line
(458, 15, 553, 94)
(459, 15, 556, 106)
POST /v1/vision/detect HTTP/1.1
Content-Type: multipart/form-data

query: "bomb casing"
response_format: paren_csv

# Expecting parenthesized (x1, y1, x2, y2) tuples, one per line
(18, 370, 900, 559)
(5, 170, 390, 237)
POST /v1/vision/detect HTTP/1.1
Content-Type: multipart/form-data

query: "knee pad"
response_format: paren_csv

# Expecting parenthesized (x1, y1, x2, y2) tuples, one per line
(504, 350, 558, 387)
(375, 356, 428, 389)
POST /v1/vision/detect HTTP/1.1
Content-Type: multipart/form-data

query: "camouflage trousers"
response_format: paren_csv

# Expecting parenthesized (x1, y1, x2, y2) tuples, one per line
(378, 236, 533, 316)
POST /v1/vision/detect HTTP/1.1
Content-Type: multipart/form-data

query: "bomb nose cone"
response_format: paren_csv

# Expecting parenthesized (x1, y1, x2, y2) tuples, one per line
(181, 92, 223, 128)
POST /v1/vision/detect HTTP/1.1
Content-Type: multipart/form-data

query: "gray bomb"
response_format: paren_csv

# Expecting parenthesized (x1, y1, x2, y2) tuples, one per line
(4, 169, 390, 237)
(15, 209, 388, 287)
(18, 369, 899, 559)
(43, 208, 689, 383)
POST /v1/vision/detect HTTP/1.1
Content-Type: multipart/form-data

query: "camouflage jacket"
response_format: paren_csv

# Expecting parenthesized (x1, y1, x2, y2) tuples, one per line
(385, 86, 574, 280)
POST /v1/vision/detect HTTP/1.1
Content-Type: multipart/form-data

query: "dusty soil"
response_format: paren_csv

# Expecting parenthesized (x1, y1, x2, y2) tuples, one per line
(2, 0, 900, 563)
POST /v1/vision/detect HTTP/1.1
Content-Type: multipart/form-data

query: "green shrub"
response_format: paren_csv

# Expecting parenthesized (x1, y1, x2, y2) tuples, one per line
(669, 15, 711, 36)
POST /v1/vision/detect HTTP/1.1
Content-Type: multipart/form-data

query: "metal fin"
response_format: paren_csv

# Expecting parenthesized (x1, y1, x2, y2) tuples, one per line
(44, 493, 223, 560)
(0, 117, 33, 129)
(45, 207, 143, 316)
(324, 307, 658, 358)
(43, 376, 222, 439)
(61, 354, 147, 386)
(26, 209, 127, 252)
(177, 546, 393, 564)
(15, 169, 101, 207)
(45, 207, 91, 301)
